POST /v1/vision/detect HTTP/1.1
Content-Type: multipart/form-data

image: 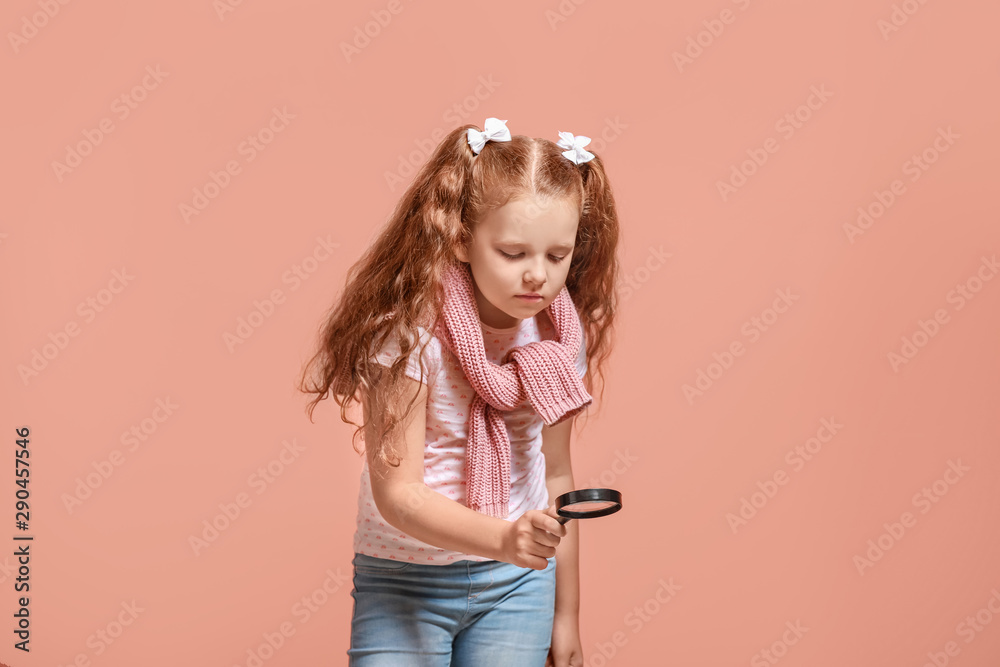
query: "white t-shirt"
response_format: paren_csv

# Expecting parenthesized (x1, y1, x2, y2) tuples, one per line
(352, 309, 588, 564)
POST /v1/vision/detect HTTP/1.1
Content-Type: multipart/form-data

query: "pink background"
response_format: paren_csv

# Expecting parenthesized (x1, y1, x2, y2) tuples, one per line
(3, 0, 999, 665)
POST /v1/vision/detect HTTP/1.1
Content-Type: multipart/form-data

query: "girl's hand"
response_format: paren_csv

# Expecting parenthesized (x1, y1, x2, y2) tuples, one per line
(546, 610, 584, 667)
(500, 505, 566, 570)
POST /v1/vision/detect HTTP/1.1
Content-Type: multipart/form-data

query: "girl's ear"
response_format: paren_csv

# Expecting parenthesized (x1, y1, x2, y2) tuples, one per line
(453, 242, 469, 264)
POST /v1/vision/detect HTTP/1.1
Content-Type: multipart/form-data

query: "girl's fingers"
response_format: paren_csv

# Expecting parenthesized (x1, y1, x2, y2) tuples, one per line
(533, 527, 560, 547)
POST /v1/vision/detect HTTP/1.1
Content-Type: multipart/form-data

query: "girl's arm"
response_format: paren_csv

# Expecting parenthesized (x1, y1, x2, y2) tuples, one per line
(541, 416, 581, 615)
(542, 416, 586, 666)
(363, 375, 510, 561)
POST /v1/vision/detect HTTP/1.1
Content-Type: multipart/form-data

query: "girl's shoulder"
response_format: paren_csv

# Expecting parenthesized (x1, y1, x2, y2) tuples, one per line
(370, 320, 443, 386)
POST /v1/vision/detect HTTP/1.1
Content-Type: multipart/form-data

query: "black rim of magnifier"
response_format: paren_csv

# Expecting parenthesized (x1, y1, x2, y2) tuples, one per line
(556, 488, 623, 519)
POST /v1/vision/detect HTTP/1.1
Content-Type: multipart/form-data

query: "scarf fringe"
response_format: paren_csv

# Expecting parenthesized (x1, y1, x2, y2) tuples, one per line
(471, 501, 510, 519)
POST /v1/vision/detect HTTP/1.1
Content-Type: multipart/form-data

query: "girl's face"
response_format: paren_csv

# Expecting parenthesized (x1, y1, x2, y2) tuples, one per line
(455, 194, 579, 330)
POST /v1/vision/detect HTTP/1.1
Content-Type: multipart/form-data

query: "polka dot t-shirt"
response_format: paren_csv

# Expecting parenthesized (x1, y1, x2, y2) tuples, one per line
(353, 309, 588, 564)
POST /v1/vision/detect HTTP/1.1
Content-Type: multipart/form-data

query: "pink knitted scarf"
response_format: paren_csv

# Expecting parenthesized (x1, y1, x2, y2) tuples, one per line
(433, 262, 592, 518)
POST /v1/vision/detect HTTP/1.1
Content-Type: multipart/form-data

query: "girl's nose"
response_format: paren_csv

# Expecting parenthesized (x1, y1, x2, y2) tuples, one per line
(524, 259, 547, 287)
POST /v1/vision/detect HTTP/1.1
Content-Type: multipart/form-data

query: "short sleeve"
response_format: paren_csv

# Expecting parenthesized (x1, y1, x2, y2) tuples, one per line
(370, 326, 440, 386)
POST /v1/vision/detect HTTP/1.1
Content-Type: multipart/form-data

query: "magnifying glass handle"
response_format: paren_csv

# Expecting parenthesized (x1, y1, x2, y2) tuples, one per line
(556, 516, 570, 525)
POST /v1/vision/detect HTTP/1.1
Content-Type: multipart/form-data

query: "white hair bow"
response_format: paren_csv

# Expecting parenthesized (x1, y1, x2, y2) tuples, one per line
(557, 131, 595, 165)
(467, 117, 512, 155)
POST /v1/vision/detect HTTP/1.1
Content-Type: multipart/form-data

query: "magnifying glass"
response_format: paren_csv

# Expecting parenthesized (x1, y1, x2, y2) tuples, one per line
(555, 488, 623, 524)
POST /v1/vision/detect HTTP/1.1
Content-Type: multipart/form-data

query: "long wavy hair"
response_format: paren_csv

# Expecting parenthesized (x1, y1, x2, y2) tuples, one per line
(298, 122, 622, 474)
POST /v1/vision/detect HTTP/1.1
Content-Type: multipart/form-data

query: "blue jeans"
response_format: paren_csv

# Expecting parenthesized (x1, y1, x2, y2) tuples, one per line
(348, 552, 557, 666)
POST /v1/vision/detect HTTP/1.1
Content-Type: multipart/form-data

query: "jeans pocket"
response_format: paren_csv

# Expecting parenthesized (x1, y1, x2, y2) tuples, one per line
(353, 553, 414, 576)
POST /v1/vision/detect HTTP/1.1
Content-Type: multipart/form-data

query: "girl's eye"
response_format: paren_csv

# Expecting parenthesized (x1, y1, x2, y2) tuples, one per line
(499, 251, 567, 263)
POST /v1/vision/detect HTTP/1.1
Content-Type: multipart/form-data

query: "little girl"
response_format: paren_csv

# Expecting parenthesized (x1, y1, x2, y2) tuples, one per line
(300, 117, 621, 667)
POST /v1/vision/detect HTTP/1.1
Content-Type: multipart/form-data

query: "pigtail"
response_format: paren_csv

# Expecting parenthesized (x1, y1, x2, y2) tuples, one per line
(563, 152, 621, 418)
(408, 126, 479, 255)
(298, 123, 482, 472)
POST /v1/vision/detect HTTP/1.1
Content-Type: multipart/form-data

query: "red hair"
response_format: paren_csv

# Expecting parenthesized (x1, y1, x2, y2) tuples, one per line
(298, 123, 623, 472)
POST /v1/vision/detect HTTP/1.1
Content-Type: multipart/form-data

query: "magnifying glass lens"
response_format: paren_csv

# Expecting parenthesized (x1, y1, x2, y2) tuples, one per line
(555, 488, 623, 523)
(561, 500, 618, 512)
